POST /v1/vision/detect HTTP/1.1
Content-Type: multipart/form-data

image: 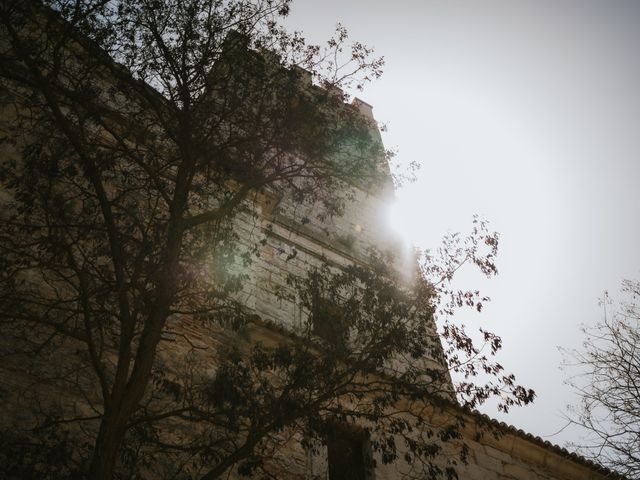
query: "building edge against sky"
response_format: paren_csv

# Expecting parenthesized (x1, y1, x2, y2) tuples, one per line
(0, 2, 630, 479)
(284, 0, 640, 450)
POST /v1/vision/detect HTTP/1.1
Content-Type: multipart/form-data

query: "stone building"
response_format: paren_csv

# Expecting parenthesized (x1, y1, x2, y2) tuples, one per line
(0, 3, 625, 479)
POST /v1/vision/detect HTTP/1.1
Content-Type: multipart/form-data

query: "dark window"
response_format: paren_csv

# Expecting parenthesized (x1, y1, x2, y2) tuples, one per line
(326, 424, 373, 480)
(312, 298, 347, 345)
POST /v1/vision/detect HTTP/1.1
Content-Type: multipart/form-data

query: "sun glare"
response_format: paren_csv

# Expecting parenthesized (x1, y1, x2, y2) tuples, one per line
(386, 192, 434, 253)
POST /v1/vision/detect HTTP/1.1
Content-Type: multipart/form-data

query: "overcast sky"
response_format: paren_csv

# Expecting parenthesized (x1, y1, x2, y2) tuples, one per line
(285, 0, 640, 448)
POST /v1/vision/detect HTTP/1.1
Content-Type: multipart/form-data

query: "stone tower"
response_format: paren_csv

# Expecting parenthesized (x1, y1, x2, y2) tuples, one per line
(0, 5, 624, 479)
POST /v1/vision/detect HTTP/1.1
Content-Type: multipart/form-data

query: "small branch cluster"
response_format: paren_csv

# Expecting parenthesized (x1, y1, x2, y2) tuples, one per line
(563, 279, 640, 478)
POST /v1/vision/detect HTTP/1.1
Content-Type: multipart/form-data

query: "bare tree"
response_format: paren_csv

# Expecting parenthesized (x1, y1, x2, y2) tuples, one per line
(0, 1, 533, 479)
(563, 279, 640, 478)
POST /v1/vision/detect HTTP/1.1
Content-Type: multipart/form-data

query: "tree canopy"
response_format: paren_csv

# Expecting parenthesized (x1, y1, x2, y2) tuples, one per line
(0, 1, 533, 479)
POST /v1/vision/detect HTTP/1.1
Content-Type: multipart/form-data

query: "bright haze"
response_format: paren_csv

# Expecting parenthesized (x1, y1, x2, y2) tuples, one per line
(285, 0, 640, 447)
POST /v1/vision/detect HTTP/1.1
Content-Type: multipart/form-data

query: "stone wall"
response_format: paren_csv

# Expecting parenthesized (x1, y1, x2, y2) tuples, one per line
(232, 180, 404, 332)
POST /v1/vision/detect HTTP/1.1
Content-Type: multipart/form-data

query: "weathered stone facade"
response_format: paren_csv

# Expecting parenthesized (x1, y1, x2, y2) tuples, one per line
(212, 142, 621, 480)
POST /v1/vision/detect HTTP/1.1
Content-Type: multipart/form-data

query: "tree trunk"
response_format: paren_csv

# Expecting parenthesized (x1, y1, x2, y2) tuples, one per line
(88, 411, 128, 480)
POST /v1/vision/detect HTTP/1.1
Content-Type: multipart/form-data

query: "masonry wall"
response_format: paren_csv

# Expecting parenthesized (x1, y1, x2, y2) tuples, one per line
(213, 184, 617, 480)
(231, 180, 404, 330)
(450, 414, 613, 480)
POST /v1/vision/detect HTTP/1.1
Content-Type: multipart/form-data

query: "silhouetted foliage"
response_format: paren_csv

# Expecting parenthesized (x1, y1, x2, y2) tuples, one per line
(0, 1, 533, 479)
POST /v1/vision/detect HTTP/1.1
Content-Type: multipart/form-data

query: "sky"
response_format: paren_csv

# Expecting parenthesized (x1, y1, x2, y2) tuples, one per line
(284, 1, 640, 448)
